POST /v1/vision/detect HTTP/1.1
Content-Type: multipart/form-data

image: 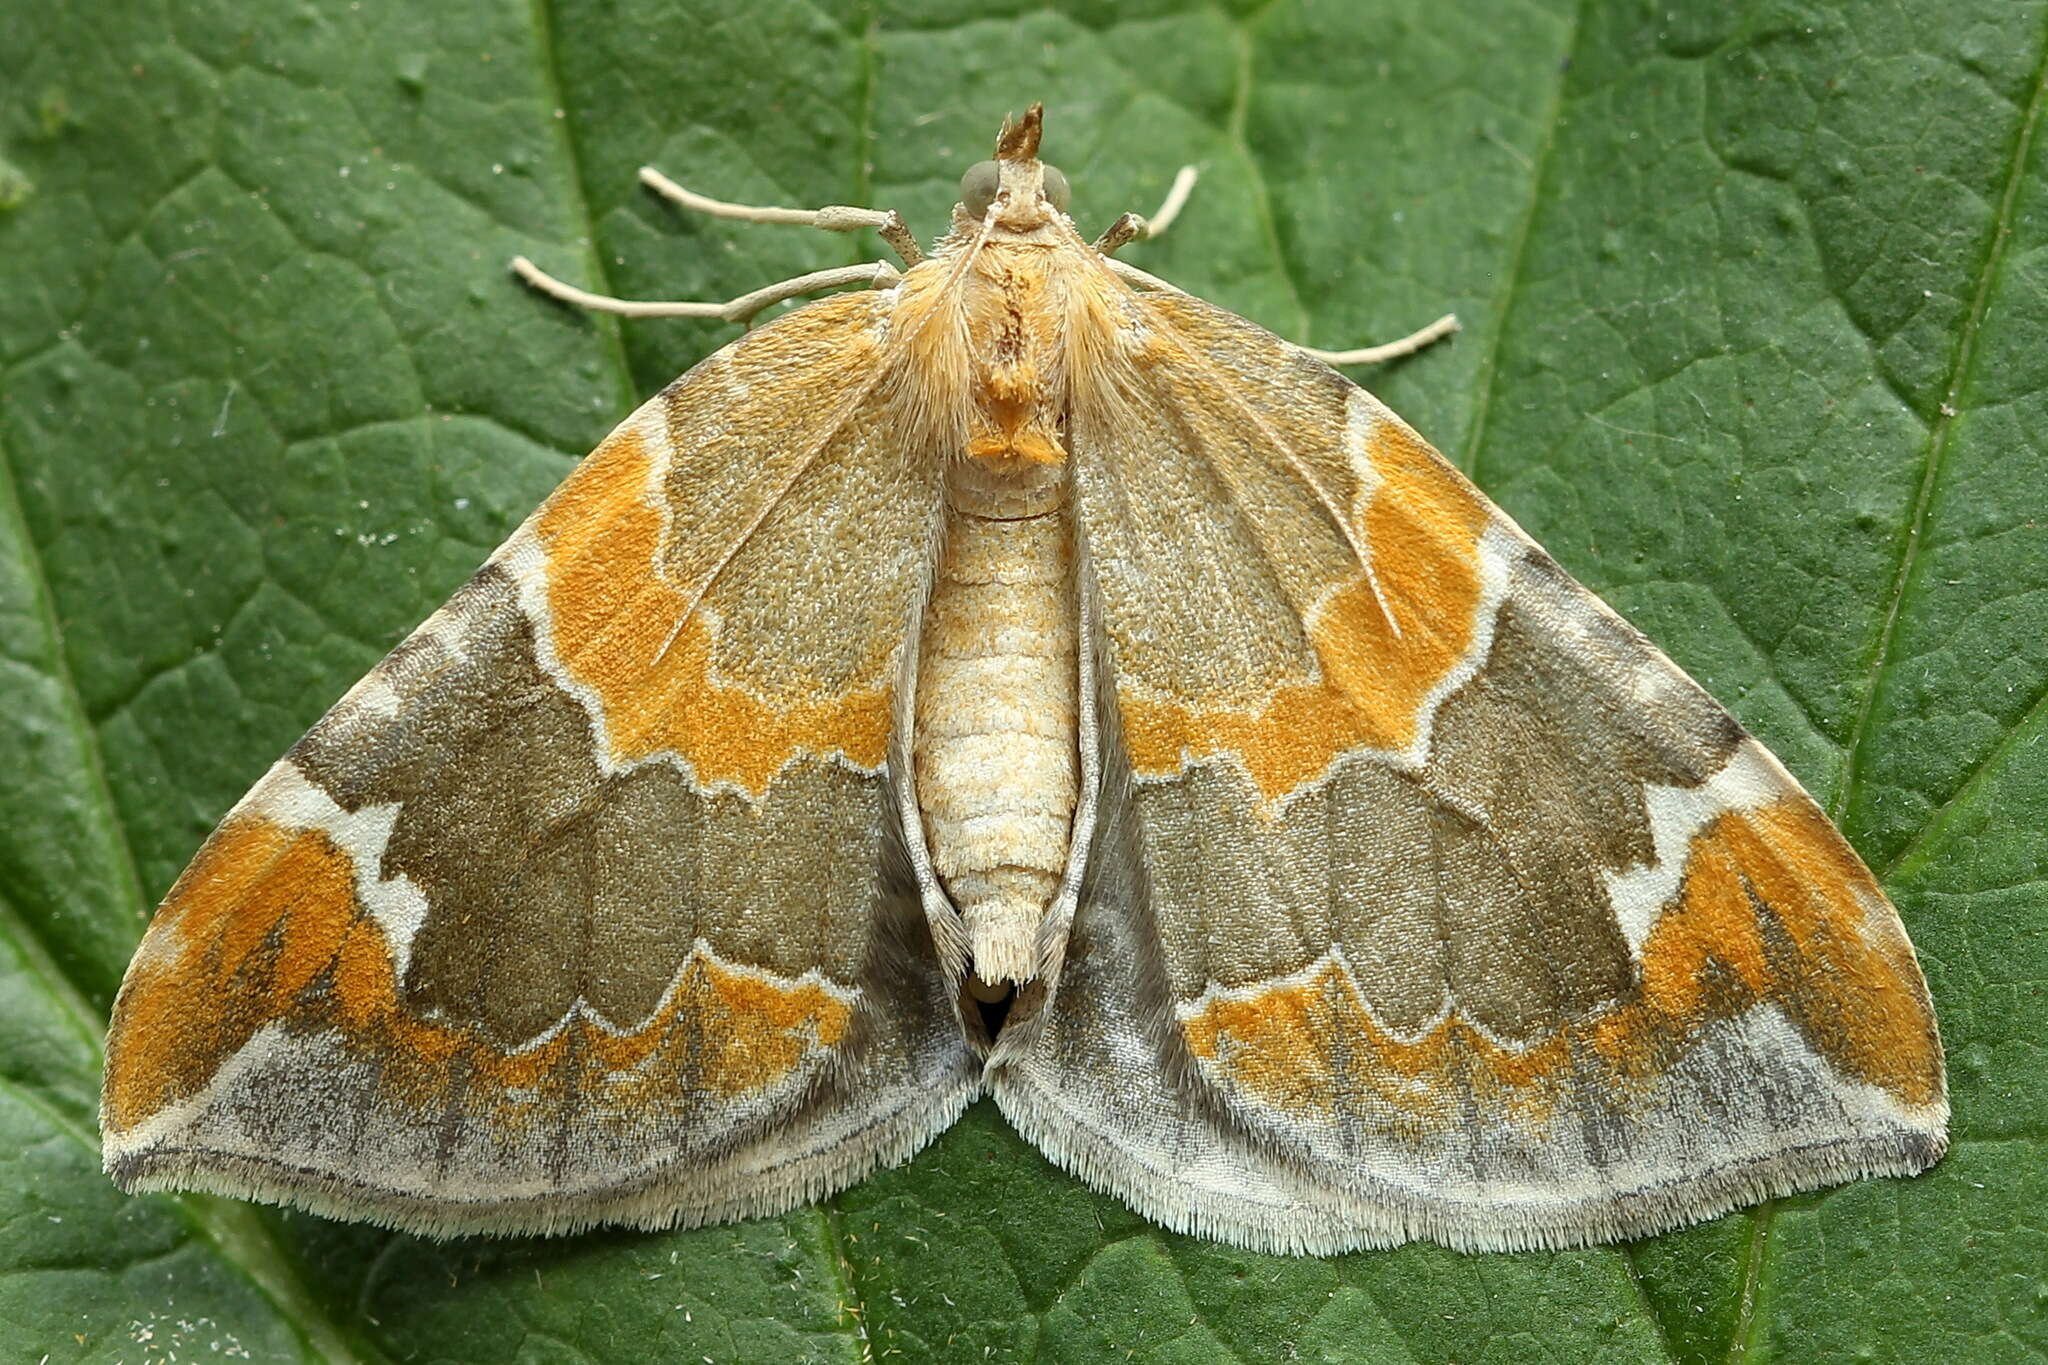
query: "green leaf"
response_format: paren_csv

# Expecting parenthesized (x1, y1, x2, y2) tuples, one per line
(1, 0, 2042, 1361)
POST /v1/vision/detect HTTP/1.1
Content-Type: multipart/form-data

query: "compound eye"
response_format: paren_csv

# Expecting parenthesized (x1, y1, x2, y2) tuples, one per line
(1041, 163, 1071, 211)
(960, 160, 1000, 217)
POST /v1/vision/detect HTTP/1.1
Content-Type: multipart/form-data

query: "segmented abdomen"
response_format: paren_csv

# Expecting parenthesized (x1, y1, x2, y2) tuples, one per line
(913, 456, 1077, 984)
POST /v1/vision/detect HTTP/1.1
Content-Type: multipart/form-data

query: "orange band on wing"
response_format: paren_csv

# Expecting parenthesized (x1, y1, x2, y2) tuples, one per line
(104, 814, 853, 1133)
(106, 815, 347, 1128)
(535, 426, 892, 794)
(1610, 797, 1942, 1105)
(1121, 426, 1490, 800)
(1183, 798, 1940, 1127)
(1181, 960, 1570, 1127)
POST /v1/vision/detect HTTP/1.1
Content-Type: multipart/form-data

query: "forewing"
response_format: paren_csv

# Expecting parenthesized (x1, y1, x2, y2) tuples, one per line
(101, 291, 979, 1236)
(995, 287, 1946, 1253)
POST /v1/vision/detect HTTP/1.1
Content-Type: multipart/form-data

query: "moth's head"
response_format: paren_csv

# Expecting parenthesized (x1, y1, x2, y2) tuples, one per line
(958, 103, 1071, 232)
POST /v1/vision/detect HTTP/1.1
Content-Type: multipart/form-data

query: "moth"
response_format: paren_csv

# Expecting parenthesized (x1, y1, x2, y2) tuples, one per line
(101, 106, 1946, 1254)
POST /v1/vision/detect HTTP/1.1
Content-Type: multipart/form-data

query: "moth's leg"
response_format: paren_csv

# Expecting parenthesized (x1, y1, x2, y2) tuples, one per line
(1102, 258, 1459, 366)
(510, 256, 902, 324)
(1094, 165, 1200, 255)
(639, 166, 924, 267)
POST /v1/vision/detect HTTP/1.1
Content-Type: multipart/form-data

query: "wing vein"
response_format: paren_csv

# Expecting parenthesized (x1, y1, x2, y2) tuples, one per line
(658, 339, 897, 664)
(1121, 286, 1398, 635)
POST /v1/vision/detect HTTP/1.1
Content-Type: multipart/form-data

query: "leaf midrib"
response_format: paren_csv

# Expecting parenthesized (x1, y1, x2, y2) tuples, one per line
(1829, 7, 2048, 834)
(1723, 15, 2048, 1365)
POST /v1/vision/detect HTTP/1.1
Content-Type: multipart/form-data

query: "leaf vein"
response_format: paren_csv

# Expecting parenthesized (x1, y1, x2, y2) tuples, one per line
(1459, 0, 1586, 482)
(1830, 9, 2048, 829)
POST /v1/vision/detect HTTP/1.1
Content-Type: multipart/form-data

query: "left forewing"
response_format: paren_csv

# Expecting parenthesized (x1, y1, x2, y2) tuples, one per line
(101, 291, 978, 1236)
